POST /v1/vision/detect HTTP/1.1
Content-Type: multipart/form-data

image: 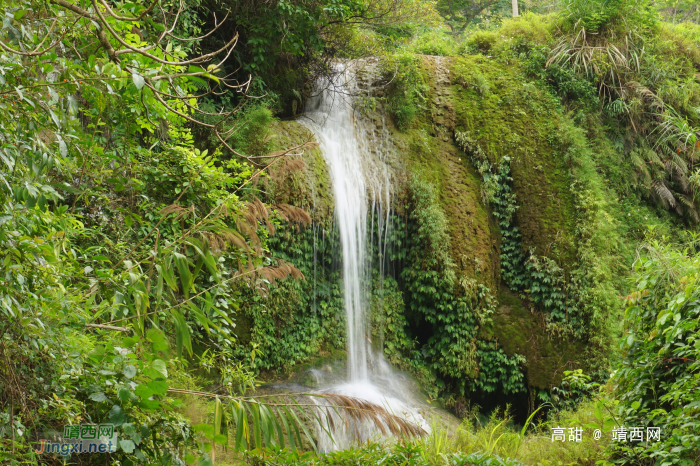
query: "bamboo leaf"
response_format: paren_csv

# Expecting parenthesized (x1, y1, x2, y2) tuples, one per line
(173, 252, 192, 298)
(270, 406, 286, 449)
(247, 402, 262, 450)
(286, 402, 318, 454)
(231, 402, 248, 452)
(259, 404, 274, 448)
(276, 405, 293, 451)
(171, 309, 191, 357)
(282, 405, 302, 452)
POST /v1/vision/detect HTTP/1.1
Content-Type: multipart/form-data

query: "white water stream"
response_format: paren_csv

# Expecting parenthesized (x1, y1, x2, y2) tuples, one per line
(300, 64, 429, 451)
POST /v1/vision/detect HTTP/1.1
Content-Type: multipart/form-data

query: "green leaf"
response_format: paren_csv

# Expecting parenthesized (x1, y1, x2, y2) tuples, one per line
(89, 392, 108, 402)
(132, 73, 145, 90)
(120, 439, 136, 453)
(118, 388, 132, 402)
(173, 253, 192, 298)
(109, 405, 126, 426)
(122, 336, 139, 348)
(231, 402, 248, 451)
(134, 384, 155, 400)
(146, 379, 168, 396)
(150, 359, 168, 379)
(146, 328, 168, 352)
(138, 399, 162, 411)
(123, 364, 137, 379)
(172, 309, 192, 357)
(193, 423, 214, 437)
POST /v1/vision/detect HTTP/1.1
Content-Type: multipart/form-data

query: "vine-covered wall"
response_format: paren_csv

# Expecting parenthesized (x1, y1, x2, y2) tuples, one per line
(234, 53, 634, 416)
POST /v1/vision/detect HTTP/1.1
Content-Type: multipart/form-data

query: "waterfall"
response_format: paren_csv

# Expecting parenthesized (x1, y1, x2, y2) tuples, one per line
(302, 67, 370, 382)
(300, 64, 428, 452)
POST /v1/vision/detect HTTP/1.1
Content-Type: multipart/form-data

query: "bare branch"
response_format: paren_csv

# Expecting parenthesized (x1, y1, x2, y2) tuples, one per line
(96, 0, 159, 21)
(167, 11, 229, 42)
(90, 0, 239, 66)
(85, 323, 132, 332)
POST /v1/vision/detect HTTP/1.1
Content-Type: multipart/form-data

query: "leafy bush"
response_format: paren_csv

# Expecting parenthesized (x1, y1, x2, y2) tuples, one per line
(463, 30, 497, 54)
(561, 0, 656, 33)
(611, 239, 700, 465)
(549, 369, 601, 412)
(385, 53, 430, 130)
(409, 28, 459, 56)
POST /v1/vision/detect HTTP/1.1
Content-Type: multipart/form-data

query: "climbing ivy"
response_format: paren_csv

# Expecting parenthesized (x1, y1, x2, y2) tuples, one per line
(233, 222, 346, 373)
(474, 341, 527, 396)
(399, 176, 526, 397)
(455, 131, 582, 334)
(370, 275, 415, 365)
(234, 174, 529, 399)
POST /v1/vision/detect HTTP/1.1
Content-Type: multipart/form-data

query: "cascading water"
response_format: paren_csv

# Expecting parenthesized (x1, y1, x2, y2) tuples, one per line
(303, 67, 370, 383)
(300, 63, 429, 451)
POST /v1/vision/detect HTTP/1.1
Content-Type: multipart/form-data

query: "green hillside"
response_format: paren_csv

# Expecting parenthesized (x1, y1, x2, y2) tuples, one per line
(1, 0, 699, 464)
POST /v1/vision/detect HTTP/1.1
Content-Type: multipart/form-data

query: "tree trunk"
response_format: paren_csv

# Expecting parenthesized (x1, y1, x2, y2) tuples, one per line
(512, 0, 519, 17)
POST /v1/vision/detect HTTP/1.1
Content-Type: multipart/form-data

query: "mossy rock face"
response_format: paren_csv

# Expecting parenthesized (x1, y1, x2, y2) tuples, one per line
(268, 120, 334, 224)
(264, 55, 591, 392)
(449, 56, 577, 268)
(402, 55, 586, 389)
(491, 291, 584, 389)
(390, 56, 500, 290)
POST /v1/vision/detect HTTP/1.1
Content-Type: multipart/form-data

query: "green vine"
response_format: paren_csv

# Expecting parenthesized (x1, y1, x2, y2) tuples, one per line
(233, 223, 346, 373)
(455, 131, 581, 333)
(400, 176, 526, 396)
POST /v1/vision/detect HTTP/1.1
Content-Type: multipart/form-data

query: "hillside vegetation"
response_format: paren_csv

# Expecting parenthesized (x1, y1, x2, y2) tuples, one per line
(1, 0, 699, 465)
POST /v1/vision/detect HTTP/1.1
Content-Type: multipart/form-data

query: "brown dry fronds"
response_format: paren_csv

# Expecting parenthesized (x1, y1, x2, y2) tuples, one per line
(243, 197, 275, 236)
(628, 81, 665, 112)
(270, 157, 307, 186)
(274, 203, 312, 227)
(314, 393, 427, 440)
(166, 387, 426, 442)
(205, 224, 250, 252)
(257, 258, 305, 285)
(236, 217, 262, 252)
(236, 257, 305, 295)
(160, 203, 194, 221)
(202, 230, 245, 254)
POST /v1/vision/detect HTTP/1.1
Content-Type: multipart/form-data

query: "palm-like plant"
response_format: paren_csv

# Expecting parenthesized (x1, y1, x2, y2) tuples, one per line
(547, 8, 700, 220)
(168, 388, 426, 458)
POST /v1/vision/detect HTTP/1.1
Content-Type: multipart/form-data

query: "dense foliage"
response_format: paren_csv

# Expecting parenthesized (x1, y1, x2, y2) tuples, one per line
(400, 177, 527, 397)
(0, 0, 319, 463)
(612, 239, 700, 465)
(2, 0, 700, 464)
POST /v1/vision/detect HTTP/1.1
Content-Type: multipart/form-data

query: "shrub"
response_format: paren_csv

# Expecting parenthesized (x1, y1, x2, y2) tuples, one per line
(384, 53, 429, 131)
(464, 30, 497, 54)
(409, 28, 459, 56)
(611, 239, 700, 464)
(492, 12, 556, 49)
(560, 0, 657, 33)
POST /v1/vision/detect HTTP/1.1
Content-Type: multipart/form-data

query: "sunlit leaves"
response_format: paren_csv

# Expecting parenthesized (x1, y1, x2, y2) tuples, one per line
(132, 72, 145, 90)
(614, 240, 700, 463)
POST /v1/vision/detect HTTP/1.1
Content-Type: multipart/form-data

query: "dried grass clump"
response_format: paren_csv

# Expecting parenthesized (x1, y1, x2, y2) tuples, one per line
(314, 393, 427, 440)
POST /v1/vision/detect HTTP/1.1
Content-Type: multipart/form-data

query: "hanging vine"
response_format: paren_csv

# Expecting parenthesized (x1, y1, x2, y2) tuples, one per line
(455, 131, 582, 334)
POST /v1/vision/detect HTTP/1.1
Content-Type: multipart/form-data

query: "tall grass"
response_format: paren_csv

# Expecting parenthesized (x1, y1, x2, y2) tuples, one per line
(417, 400, 611, 466)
